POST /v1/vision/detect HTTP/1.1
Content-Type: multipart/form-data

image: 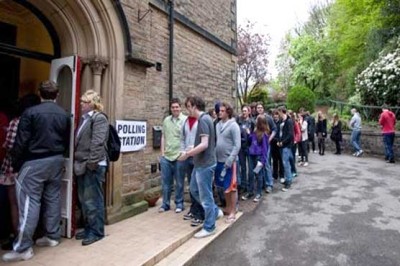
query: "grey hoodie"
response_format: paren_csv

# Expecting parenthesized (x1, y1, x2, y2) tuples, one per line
(216, 118, 241, 167)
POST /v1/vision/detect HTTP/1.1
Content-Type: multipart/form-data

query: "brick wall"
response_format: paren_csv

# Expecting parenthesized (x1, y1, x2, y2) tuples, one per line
(120, 0, 236, 197)
(175, 0, 236, 45)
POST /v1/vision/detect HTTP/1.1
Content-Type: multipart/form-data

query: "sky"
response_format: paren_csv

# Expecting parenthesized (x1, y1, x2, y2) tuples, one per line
(237, 0, 323, 77)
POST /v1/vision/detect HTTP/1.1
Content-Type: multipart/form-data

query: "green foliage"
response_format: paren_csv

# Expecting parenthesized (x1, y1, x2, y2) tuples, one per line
(286, 86, 316, 113)
(247, 86, 269, 106)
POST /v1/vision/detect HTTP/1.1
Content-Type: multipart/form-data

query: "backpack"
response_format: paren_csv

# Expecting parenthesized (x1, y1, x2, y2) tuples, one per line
(91, 112, 121, 162)
(107, 124, 121, 162)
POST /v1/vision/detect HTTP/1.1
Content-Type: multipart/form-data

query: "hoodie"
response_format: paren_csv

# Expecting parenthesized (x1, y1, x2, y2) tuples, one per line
(216, 118, 241, 167)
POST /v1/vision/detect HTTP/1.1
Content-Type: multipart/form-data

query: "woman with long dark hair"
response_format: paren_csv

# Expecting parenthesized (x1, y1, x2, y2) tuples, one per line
(330, 113, 342, 155)
(316, 111, 327, 155)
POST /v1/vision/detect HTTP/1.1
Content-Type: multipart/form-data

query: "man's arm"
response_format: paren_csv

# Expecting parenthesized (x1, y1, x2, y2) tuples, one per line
(225, 124, 241, 168)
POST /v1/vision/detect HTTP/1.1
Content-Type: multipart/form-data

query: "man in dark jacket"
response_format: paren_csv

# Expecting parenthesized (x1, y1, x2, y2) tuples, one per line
(277, 106, 294, 192)
(3, 81, 70, 262)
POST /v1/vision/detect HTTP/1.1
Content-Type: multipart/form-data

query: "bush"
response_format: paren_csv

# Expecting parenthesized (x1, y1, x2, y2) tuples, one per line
(286, 85, 316, 113)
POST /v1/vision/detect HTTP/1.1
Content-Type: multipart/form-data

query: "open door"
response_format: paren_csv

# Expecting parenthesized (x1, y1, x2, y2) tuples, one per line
(49, 56, 81, 238)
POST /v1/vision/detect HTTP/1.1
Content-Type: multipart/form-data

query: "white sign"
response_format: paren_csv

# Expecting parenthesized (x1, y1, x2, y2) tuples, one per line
(115, 120, 147, 152)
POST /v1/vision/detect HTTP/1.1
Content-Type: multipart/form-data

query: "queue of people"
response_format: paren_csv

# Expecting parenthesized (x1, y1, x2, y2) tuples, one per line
(0, 87, 397, 261)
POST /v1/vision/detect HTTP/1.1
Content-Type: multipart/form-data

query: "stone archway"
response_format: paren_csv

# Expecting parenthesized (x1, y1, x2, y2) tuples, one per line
(25, 0, 126, 219)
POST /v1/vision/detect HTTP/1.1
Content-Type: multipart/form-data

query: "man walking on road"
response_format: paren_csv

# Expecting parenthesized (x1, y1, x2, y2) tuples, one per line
(2, 81, 70, 262)
(178, 96, 223, 238)
(160, 98, 187, 213)
(349, 108, 363, 157)
(379, 105, 396, 163)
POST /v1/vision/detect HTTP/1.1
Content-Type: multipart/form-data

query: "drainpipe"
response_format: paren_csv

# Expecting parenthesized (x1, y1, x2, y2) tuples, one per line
(168, 0, 174, 107)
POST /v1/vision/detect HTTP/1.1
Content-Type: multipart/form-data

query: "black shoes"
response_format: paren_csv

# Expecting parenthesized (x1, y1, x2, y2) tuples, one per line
(82, 236, 103, 246)
(75, 231, 86, 240)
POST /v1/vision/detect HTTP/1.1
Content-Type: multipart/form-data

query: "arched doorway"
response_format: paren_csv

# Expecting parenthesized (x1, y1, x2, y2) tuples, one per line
(0, 0, 125, 236)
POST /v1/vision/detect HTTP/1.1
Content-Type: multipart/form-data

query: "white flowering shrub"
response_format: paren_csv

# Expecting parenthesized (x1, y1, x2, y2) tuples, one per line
(355, 47, 400, 106)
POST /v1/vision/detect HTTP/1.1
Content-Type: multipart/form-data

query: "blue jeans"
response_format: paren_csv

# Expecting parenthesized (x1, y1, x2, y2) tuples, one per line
(77, 166, 107, 239)
(190, 164, 219, 232)
(264, 148, 273, 188)
(249, 155, 264, 195)
(383, 133, 395, 161)
(160, 157, 185, 210)
(182, 157, 204, 220)
(351, 130, 362, 152)
(281, 147, 293, 185)
(238, 148, 250, 189)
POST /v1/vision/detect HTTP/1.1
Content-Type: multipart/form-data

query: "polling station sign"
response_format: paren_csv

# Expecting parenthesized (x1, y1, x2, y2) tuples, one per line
(115, 120, 147, 152)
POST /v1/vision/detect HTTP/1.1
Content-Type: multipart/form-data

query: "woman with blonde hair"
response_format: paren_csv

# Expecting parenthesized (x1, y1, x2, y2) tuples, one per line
(74, 89, 109, 246)
(330, 113, 342, 155)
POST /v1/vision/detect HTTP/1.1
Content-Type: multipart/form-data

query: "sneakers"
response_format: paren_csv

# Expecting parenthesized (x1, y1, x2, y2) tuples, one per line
(253, 194, 262, 202)
(352, 152, 358, 156)
(313, 150, 317, 153)
(191, 218, 203, 227)
(158, 207, 168, 213)
(2, 247, 34, 262)
(194, 228, 215, 238)
(292, 173, 298, 178)
(279, 178, 285, 184)
(303, 162, 309, 167)
(298, 162, 303, 166)
(241, 192, 254, 200)
(282, 184, 291, 192)
(35, 236, 59, 247)
(217, 209, 224, 220)
(265, 186, 272, 193)
(356, 150, 364, 157)
(175, 208, 183, 213)
(183, 212, 194, 220)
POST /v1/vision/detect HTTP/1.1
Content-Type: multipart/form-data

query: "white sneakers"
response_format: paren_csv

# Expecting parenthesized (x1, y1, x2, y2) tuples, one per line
(2, 247, 34, 262)
(194, 208, 223, 239)
(35, 236, 60, 247)
(217, 209, 224, 220)
(194, 228, 216, 238)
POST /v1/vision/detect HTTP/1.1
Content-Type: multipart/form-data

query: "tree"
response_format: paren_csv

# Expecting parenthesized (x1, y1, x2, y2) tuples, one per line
(286, 85, 316, 113)
(237, 21, 270, 107)
(246, 84, 269, 105)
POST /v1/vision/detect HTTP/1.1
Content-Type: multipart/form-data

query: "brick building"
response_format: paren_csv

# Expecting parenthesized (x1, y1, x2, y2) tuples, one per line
(0, 0, 237, 236)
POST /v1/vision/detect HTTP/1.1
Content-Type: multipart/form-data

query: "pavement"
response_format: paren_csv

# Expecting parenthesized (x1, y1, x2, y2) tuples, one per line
(0, 190, 258, 266)
(189, 152, 400, 266)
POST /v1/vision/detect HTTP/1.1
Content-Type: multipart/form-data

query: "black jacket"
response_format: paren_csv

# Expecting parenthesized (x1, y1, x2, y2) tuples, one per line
(277, 117, 294, 148)
(11, 101, 70, 171)
(316, 119, 327, 137)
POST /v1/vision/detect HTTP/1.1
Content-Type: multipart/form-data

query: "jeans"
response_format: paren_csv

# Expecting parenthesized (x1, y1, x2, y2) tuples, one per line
(271, 143, 284, 179)
(190, 164, 219, 232)
(299, 140, 308, 162)
(77, 166, 107, 239)
(281, 147, 293, 185)
(383, 133, 395, 161)
(263, 148, 273, 188)
(249, 155, 264, 195)
(351, 130, 362, 152)
(160, 157, 185, 210)
(183, 157, 204, 220)
(290, 144, 297, 174)
(238, 148, 250, 190)
(13, 155, 64, 252)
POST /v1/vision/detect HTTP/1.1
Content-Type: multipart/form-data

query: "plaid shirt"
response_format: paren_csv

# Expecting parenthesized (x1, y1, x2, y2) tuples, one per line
(1, 117, 20, 185)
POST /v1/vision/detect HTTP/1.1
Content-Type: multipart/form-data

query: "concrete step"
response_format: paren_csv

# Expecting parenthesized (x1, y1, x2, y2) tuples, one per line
(155, 212, 243, 266)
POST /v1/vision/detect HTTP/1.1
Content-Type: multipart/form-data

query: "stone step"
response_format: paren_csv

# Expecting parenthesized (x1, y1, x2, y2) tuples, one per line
(155, 212, 243, 266)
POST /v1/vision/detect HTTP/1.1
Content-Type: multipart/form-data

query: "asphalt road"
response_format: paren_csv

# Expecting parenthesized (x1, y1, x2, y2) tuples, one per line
(190, 152, 400, 266)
